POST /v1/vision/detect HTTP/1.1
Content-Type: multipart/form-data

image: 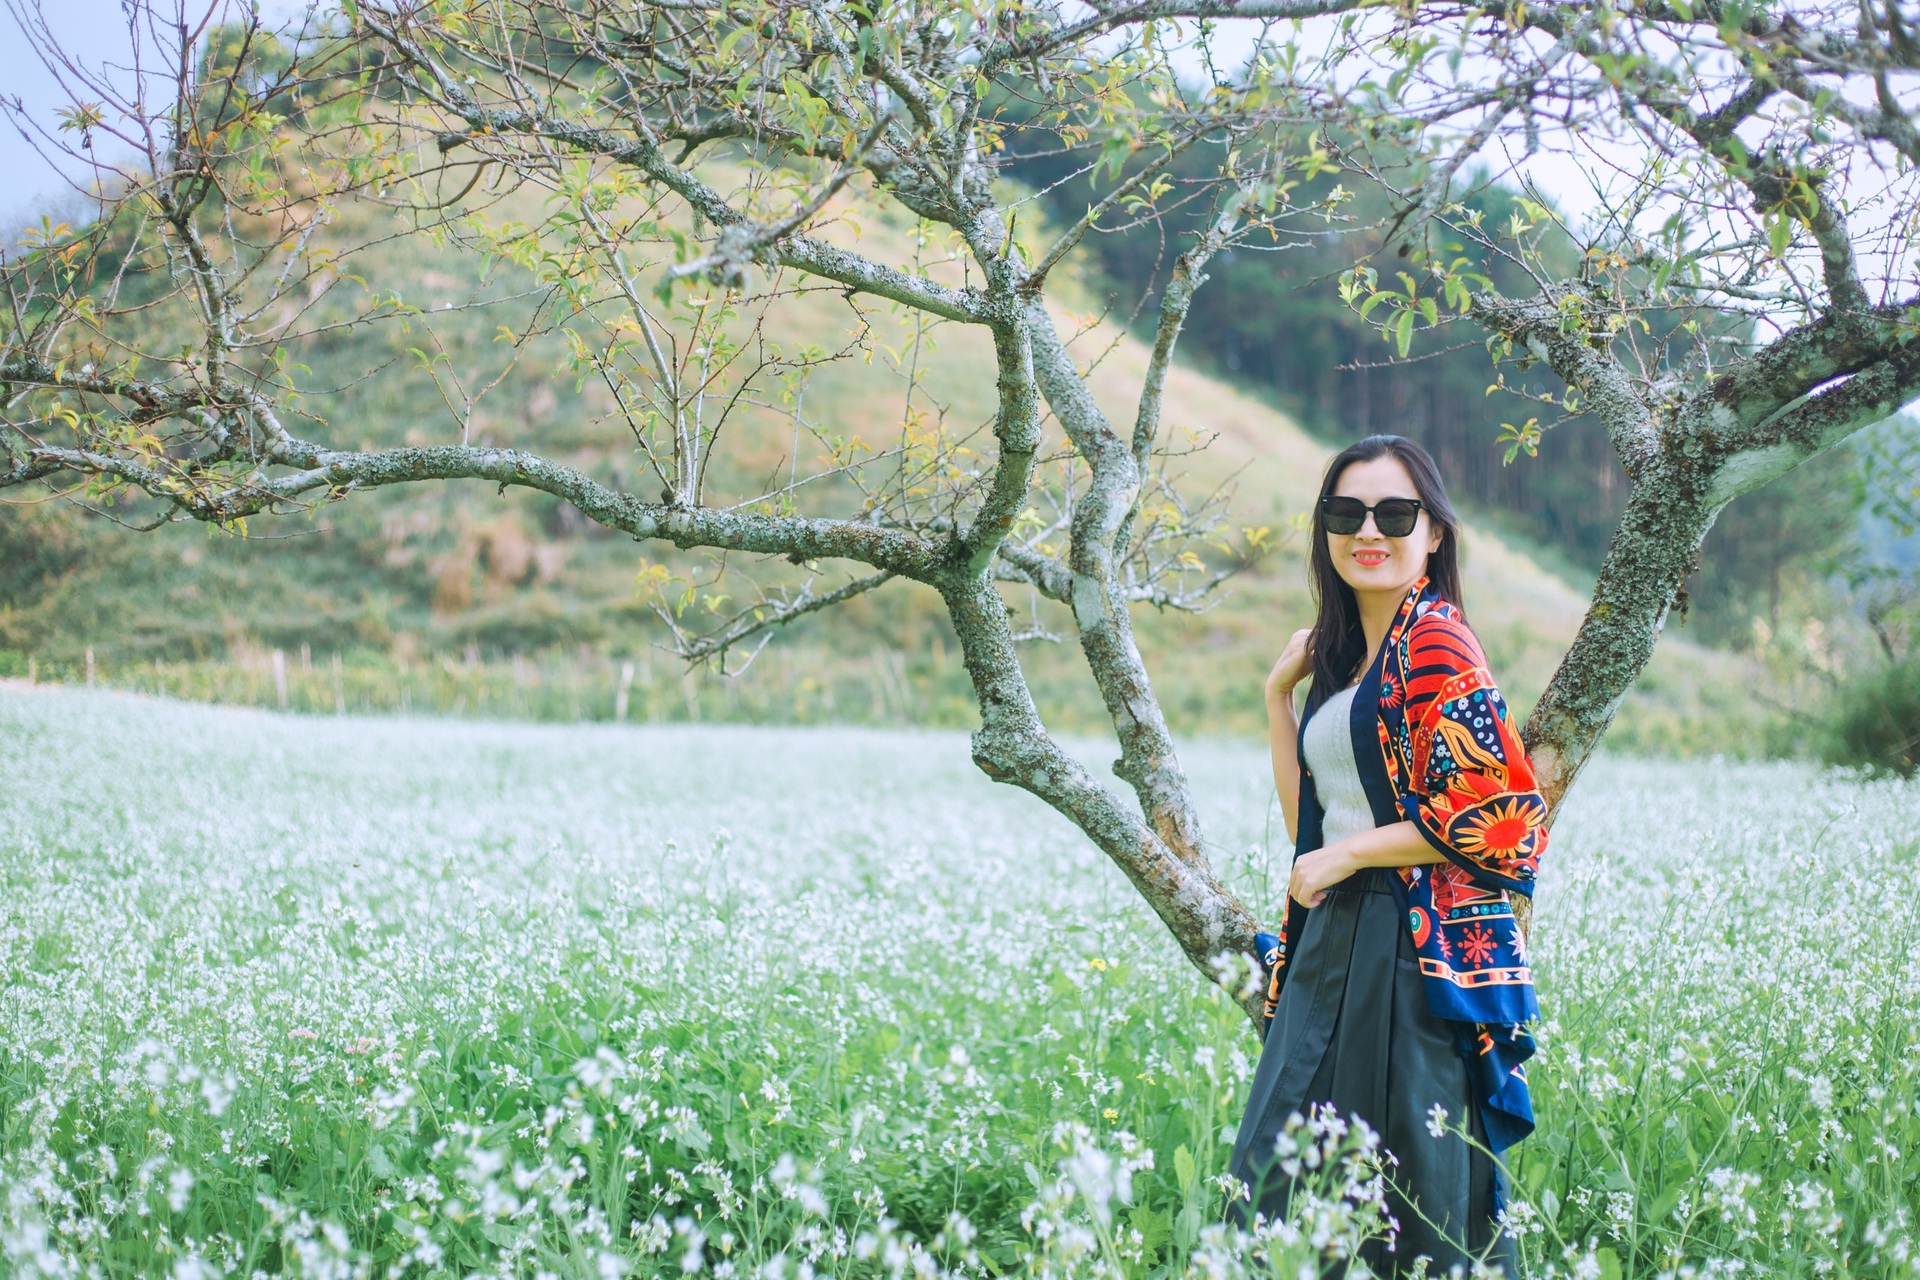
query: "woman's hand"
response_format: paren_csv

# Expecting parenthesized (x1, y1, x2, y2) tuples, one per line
(1265, 628, 1313, 707)
(1288, 841, 1356, 910)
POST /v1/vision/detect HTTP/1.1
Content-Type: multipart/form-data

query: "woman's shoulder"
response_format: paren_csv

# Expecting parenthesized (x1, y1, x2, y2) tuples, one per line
(1404, 595, 1488, 669)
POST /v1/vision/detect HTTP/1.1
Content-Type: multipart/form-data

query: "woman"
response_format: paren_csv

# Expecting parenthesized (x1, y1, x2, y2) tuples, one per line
(1226, 435, 1547, 1276)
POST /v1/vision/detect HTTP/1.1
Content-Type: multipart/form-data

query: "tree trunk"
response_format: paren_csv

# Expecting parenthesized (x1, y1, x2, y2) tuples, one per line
(939, 569, 1267, 1018)
(1522, 467, 1718, 811)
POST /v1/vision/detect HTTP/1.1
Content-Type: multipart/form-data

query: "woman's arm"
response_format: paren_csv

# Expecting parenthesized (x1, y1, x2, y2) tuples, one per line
(1267, 690, 1301, 844)
(1287, 821, 1446, 908)
(1264, 628, 1313, 842)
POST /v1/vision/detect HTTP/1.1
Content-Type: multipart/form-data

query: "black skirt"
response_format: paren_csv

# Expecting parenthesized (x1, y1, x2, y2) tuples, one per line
(1225, 867, 1519, 1277)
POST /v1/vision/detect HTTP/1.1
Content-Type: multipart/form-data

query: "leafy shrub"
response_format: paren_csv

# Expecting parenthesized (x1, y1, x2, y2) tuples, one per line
(1821, 656, 1920, 776)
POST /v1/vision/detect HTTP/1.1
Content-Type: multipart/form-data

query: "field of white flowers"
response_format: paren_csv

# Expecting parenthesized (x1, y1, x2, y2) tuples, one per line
(1, 687, 1917, 1280)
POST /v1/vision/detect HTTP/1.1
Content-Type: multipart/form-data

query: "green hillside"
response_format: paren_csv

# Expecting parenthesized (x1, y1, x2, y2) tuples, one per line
(0, 182, 1761, 750)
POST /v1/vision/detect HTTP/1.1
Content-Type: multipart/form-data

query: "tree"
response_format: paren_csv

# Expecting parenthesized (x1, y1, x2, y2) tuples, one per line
(5, 0, 1918, 1015)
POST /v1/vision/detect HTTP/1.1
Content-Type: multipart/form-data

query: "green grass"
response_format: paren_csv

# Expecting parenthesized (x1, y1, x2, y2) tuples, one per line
(3, 688, 1916, 1278)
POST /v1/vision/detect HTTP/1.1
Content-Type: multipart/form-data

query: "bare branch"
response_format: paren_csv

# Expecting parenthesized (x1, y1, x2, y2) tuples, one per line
(358, 8, 985, 323)
(994, 541, 1072, 602)
(4, 438, 944, 578)
(1705, 299, 1920, 441)
(665, 571, 899, 662)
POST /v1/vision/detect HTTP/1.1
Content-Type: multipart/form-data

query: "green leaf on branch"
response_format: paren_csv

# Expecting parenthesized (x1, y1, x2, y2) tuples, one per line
(1766, 212, 1792, 261)
(1497, 418, 1541, 464)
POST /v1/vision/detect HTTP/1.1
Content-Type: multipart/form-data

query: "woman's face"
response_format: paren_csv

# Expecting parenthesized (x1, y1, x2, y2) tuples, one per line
(1326, 454, 1443, 600)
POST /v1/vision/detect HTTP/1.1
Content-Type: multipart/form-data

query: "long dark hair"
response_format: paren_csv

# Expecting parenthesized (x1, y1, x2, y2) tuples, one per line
(1305, 435, 1464, 713)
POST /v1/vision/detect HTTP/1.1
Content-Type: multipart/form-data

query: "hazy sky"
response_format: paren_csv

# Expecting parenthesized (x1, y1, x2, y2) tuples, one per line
(2, 0, 152, 231)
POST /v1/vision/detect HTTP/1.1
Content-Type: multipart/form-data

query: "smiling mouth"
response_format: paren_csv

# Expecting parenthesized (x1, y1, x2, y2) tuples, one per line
(1354, 551, 1389, 566)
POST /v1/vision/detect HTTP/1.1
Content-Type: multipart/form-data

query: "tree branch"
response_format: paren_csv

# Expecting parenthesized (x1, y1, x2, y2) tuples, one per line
(1469, 291, 1662, 481)
(990, 0, 1374, 66)
(1740, 160, 1871, 318)
(358, 9, 985, 324)
(665, 570, 898, 662)
(1022, 126, 1213, 293)
(1134, 193, 1246, 475)
(6, 438, 945, 578)
(956, 326, 1043, 576)
(1025, 303, 1208, 865)
(1704, 300, 1920, 443)
(1777, 64, 1920, 163)
(1505, 12, 1873, 318)
(994, 541, 1072, 602)
(1713, 339, 1920, 507)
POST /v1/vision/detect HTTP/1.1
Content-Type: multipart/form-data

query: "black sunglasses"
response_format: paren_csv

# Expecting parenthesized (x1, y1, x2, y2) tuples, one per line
(1319, 495, 1426, 538)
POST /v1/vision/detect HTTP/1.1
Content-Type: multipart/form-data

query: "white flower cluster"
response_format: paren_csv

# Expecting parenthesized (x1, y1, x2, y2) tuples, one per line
(1515, 754, 1920, 1276)
(1021, 1109, 1390, 1280)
